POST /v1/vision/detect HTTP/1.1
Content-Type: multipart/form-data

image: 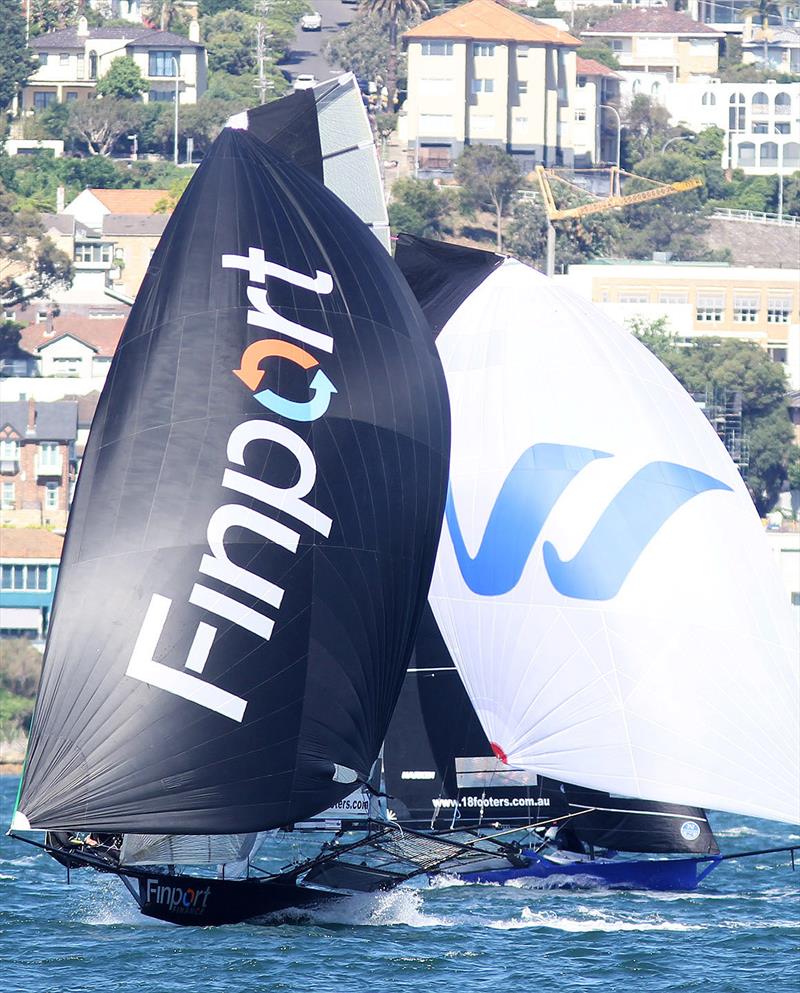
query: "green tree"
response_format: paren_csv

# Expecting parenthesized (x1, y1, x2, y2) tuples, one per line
(360, 0, 430, 104)
(575, 41, 620, 70)
(28, 0, 78, 35)
(68, 98, 141, 156)
(633, 332, 795, 514)
(96, 57, 148, 100)
(0, 0, 36, 113)
(621, 94, 672, 168)
(454, 145, 522, 251)
(572, 4, 619, 33)
(388, 178, 452, 238)
(507, 195, 618, 271)
(203, 11, 257, 75)
(0, 183, 73, 306)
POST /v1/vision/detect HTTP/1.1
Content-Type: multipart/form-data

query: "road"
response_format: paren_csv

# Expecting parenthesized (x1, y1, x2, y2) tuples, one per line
(280, 0, 359, 86)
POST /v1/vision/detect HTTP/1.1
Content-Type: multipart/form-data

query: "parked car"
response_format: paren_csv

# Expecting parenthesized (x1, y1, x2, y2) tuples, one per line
(300, 11, 322, 29)
(293, 73, 317, 91)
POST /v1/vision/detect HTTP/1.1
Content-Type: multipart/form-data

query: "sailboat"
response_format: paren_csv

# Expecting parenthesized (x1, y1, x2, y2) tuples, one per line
(8, 122, 452, 926)
(384, 606, 733, 891)
(390, 235, 799, 879)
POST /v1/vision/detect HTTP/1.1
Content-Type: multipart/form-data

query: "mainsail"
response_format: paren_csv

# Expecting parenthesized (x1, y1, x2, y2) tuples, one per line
(395, 235, 799, 826)
(12, 133, 449, 836)
(384, 607, 718, 855)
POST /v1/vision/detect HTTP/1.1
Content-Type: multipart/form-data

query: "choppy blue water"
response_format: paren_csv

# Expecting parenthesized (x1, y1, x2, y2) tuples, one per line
(1, 775, 798, 993)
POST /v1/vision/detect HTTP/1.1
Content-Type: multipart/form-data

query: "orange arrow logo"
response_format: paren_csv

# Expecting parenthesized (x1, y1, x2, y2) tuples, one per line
(233, 339, 318, 391)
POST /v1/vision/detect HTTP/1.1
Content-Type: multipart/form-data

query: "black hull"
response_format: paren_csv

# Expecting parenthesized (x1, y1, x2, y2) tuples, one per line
(136, 872, 344, 926)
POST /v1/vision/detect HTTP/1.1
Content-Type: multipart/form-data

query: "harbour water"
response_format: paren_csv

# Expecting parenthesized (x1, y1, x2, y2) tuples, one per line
(1, 776, 797, 993)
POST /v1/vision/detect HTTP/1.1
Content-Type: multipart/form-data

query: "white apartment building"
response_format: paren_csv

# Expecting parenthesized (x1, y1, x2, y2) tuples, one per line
(660, 79, 800, 176)
(572, 56, 621, 167)
(555, 260, 800, 389)
(399, 0, 581, 173)
(22, 16, 207, 113)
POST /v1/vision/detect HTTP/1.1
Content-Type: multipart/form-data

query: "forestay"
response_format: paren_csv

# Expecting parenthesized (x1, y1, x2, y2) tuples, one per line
(396, 236, 799, 826)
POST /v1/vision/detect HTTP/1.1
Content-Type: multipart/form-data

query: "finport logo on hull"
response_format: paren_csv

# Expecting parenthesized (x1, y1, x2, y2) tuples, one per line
(145, 878, 211, 916)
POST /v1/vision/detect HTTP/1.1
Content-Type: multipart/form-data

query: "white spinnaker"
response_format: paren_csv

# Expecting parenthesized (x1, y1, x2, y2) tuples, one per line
(428, 258, 799, 825)
(120, 832, 266, 867)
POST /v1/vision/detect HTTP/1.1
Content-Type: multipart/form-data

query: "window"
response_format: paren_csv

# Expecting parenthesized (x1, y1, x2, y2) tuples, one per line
(59, 52, 70, 66)
(575, 109, 586, 121)
(618, 291, 649, 304)
(0, 439, 20, 462)
(733, 294, 759, 322)
(701, 91, 716, 106)
(696, 293, 724, 322)
(148, 50, 181, 77)
(775, 91, 791, 115)
(767, 294, 792, 323)
(74, 242, 112, 263)
(659, 291, 689, 304)
(577, 75, 587, 88)
(517, 45, 528, 58)
(1, 482, 14, 509)
(517, 81, 527, 96)
(421, 41, 453, 56)
(44, 481, 59, 510)
(610, 39, 624, 51)
(737, 141, 756, 167)
(751, 91, 769, 114)
(729, 92, 745, 132)
(0, 564, 49, 591)
(33, 91, 55, 110)
(752, 121, 769, 134)
(471, 78, 494, 93)
(785, 142, 800, 168)
(775, 121, 791, 135)
(760, 141, 778, 166)
(53, 356, 81, 376)
(76, 53, 84, 79)
(473, 43, 495, 57)
(768, 346, 788, 363)
(38, 53, 48, 66)
(38, 442, 60, 467)
(89, 50, 97, 79)
(651, 81, 661, 97)
(66, 91, 78, 102)
(149, 89, 176, 102)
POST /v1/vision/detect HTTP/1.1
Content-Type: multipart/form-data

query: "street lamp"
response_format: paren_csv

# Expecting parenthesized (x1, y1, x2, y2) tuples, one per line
(661, 134, 695, 154)
(169, 55, 180, 166)
(600, 103, 621, 193)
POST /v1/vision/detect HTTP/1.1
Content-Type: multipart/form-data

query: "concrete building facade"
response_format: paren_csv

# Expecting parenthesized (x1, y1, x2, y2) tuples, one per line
(400, 0, 581, 173)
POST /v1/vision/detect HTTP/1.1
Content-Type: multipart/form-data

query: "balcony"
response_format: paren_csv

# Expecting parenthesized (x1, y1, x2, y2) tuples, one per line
(35, 455, 63, 477)
(0, 458, 19, 474)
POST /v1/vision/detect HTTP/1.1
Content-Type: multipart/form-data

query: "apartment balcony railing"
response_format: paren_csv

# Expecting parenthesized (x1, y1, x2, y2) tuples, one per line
(35, 455, 63, 477)
(0, 458, 19, 474)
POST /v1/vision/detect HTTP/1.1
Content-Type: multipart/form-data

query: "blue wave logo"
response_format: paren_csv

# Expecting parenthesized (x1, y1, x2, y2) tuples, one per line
(445, 444, 732, 601)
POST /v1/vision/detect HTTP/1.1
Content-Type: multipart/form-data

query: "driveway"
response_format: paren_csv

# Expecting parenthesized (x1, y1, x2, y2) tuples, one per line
(280, 0, 360, 85)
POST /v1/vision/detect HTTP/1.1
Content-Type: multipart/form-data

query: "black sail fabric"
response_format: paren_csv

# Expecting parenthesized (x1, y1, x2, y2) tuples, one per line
(16, 129, 449, 835)
(384, 615, 718, 854)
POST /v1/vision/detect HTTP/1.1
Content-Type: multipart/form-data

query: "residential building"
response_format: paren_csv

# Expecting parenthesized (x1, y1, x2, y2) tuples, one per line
(688, 0, 800, 36)
(742, 24, 800, 75)
(582, 9, 723, 89)
(0, 399, 78, 529)
(399, 0, 581, 173)
(555, 260, 800, 389)
(21, 16, 207, 113)
(659, 79, 800, 176)
(572, 56, 621, 167)
(19, 315, 126, 381)
(0, 529, 64, 639)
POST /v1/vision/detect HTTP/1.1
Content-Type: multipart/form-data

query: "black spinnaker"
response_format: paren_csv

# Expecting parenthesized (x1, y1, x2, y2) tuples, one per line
(13, 128, 450, 837)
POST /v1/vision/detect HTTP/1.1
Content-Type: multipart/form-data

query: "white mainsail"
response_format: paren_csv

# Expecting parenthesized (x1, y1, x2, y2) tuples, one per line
(428, 258, 799, 825)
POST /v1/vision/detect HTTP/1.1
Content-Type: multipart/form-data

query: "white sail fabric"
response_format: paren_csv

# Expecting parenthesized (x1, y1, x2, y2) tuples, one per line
(429, 258, 799, 825)
(120, 832, 265, 867)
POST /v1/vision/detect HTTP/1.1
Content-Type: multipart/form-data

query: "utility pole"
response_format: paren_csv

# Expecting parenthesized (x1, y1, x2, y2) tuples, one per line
(254, 0, 271, 105)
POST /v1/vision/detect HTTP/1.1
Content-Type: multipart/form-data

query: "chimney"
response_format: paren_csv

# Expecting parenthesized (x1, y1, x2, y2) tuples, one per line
(26, 398, 37, 437)
(188, 18, 200, 43)
(56, 185, 65, 213)
(77, 15, 89, 36)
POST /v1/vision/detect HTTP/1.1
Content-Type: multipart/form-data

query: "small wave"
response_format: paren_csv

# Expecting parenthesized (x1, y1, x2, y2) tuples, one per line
(716, 826, 760, 838)
(0, 853, 43, 867)
(0, 872, 15, 881)
(309, 887, 453, 928)
(426, 873, 469, 889)
(505, 873, 613, 892)
(489, 906, 702, 933)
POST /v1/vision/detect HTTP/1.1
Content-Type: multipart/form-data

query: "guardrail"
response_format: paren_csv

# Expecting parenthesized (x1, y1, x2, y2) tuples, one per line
(711, 208, 800, 228)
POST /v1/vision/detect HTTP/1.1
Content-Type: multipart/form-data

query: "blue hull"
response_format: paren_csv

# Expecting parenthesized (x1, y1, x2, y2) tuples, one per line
(457, 850, 723, 892)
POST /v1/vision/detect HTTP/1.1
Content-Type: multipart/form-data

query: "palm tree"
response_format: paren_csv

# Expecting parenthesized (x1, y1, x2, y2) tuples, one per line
(361, 0, 430, 107)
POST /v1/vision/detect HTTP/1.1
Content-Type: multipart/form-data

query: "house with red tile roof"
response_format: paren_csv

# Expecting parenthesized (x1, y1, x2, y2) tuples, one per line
(582, 9, 723, 86)
(0, 528, 64, 639)
(399, 0, 581, 173)
(18, 315, 126, 381)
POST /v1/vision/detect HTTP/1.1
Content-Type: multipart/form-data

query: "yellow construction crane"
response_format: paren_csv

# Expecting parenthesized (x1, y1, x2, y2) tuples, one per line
(534, 165, 704, 275)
